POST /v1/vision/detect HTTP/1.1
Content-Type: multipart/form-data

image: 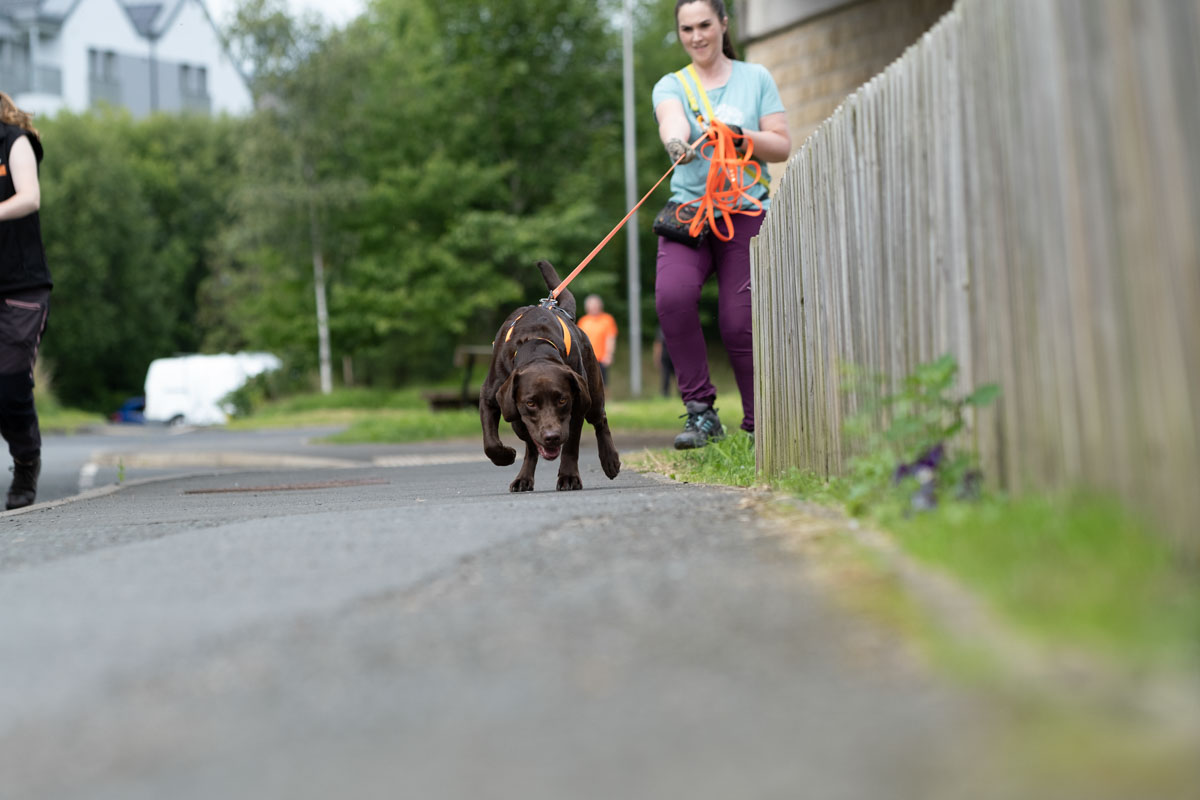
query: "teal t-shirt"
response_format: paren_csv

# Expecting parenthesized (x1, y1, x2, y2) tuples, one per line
(652, 60, 785, 209)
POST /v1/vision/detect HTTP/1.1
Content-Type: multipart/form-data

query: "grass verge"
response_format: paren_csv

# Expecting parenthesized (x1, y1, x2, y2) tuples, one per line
(630, 435, 1200, 671)
(34, 385, 105, 433)
(229, 388, 695, 443)
(632, 435, 1199, 798)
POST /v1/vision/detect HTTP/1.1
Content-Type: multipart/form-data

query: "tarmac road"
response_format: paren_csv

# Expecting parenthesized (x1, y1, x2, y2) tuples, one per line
(0, 429, 1002, 799)
(36, 425, 432, 504)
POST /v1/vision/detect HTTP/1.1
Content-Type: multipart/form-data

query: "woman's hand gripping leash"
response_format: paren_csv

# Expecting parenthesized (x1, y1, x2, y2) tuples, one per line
(547, 131, 710, 303)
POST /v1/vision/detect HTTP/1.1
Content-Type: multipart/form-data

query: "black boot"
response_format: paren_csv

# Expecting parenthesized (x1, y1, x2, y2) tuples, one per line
(674, 401, 725, 450)
(7, 456, 40, 510)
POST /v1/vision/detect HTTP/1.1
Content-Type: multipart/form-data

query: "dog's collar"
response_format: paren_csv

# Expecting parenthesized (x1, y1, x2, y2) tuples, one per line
(501, 312, 572, 357)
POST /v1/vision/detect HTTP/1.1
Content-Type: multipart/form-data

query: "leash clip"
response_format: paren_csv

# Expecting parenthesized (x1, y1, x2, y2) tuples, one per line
(538, 296, 573, 320)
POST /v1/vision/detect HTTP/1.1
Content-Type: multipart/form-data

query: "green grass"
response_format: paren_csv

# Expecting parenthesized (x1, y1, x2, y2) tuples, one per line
(225, 386, 432, 428)
(322, 395, 693, 444)
(638, 430, 759, 485)
(640, 437, 1200, 669)
(891, 494, 1200, 667)
(226, 384, 703, 443)
(34, 382, 105, 433)
(324, 409, 482, 443)
(37, 404, 106, 432)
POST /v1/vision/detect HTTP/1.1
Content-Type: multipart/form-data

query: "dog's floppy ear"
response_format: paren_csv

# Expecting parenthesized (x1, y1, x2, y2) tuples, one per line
(568, 368, 591, 415)
(497, 369, 521, 421)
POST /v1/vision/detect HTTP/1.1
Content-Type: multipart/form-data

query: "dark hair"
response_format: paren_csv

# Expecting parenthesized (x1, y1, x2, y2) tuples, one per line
(675, 0, 739, 60)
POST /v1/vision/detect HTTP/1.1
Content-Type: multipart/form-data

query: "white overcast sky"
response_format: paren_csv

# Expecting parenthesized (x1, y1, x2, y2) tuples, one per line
(204, 0, 367, 28)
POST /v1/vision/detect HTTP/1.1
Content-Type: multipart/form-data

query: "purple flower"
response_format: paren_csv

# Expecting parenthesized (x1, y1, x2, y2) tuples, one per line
(893, 442, 945, 484)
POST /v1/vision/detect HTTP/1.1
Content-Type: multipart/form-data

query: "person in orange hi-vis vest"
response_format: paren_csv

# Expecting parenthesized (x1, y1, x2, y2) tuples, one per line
(576, 294, 618, 386)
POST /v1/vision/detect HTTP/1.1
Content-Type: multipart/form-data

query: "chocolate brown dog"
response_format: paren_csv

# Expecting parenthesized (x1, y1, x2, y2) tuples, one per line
(480, 261, 621, 492)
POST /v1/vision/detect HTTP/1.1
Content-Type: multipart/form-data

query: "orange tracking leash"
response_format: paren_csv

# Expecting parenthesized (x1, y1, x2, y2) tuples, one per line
(549, 124, 764, 301)
(549, 130, 704, 302)
(677, 118, 764, 242)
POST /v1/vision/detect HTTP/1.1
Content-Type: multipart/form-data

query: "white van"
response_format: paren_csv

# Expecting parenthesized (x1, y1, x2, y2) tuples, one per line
(143, 352, 282, 426)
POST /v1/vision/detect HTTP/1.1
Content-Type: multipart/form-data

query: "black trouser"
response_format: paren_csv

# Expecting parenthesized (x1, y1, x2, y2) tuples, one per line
(0, 289, 49, 462)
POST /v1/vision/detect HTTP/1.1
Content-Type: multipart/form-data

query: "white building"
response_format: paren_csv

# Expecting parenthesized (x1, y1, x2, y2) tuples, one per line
(0, 0, 252, 118)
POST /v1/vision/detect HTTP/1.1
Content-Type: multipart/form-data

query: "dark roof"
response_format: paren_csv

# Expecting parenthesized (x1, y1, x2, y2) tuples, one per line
(124, 3, 162, 36)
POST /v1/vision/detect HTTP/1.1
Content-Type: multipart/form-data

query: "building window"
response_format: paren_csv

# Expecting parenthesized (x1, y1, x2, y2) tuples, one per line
(89, 48, 121, 107)
(88, 48, 117, 81)
(180, 64, 208, 96)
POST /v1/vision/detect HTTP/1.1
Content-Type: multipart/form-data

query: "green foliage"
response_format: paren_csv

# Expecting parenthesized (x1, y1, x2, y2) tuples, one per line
(308, 395, 688, 442)
(35, 109, 242, 411)
(324, 408, 482, 444)
(36, 113, 171, 409)
(33, 0, 745, 408)
(655, 431, 758, 486)
(222, 364, 313, 418)
(206, 0, 636, 382)
(842, 355, 999, 517)
(893, 493, 1200, 667)
(642, 408, 1197, 667)
(206, 0, 710, 385)
(33, 362, 105, 431)
(126, 114, 244, 352)
(224, 0, 328, 97)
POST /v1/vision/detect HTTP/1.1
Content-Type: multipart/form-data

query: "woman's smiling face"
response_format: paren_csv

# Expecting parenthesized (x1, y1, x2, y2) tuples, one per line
(676, 1, 726, 68)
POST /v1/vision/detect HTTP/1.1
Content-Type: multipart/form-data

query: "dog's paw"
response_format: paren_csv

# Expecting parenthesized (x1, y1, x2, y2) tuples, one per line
(600, 449, 621, 479)
(556, 473, 583, 491)
(509, 476, 535, 492)
(487, 445, 517, 467)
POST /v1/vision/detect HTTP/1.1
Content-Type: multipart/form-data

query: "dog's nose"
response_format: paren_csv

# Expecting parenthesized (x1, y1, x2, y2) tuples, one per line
(544, 430, 562, 446)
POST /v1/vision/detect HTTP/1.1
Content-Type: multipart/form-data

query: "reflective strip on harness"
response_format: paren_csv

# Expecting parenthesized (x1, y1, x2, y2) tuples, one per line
(674, 64, 715, 125)
(502, 312, 572, 357)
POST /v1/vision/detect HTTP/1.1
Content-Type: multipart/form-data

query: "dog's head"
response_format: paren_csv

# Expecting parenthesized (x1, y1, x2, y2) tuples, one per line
(497, 362, 591, 461)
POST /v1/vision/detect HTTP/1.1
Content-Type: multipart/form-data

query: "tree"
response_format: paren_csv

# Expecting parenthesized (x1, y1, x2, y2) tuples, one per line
(36, 110, 243, 410)
(38, 111, 184, 409)
(205, 0, 636, 386)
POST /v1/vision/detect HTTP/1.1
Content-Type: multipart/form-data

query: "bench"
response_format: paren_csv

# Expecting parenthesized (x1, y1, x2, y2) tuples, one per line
(424, 344, 495, 410)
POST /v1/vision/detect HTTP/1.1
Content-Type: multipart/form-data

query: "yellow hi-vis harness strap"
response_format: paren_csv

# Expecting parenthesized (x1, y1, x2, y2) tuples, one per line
(673, 64, 769, 192)
(674, 64, 715, 126)
(502, 312, 572, 358)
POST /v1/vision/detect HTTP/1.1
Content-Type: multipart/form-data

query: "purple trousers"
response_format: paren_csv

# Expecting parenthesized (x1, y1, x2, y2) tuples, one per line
(655, 212, 763, 432)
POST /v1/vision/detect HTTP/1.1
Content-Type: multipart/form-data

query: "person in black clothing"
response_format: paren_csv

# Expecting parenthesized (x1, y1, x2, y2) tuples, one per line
(0, 92, 51, 510)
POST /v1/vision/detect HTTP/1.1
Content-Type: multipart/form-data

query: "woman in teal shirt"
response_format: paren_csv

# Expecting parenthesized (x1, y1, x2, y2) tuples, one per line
(652, 0, 791, 449)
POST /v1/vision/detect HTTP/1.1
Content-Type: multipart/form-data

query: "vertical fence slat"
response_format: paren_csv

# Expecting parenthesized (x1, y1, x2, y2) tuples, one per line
(750, 0, 1200, 553)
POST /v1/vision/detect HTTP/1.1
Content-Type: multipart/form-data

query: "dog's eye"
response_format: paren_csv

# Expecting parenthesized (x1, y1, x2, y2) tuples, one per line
(525, 400, 537, 409)
(558, 396, 569, 406)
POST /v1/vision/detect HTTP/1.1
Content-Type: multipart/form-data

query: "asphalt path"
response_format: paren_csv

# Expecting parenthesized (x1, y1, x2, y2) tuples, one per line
(0, 428, 1003, 799)
(37, 425, 435, 504)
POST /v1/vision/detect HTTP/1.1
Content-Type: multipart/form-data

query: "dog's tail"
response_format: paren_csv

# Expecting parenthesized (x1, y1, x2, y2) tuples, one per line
(537, 260, 576, 318)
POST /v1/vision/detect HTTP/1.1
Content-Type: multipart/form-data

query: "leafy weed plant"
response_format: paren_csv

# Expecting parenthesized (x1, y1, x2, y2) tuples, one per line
(641, 355, 1199, 668)
(843, 354, 998, 518)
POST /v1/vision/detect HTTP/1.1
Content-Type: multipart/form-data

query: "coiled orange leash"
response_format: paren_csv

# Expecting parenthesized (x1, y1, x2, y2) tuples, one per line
(550, 66, 768, 299)
(675, 118, 765, 242)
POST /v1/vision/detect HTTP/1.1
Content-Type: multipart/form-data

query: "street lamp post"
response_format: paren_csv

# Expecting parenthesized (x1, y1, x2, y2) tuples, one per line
(623, 0, 642, 397)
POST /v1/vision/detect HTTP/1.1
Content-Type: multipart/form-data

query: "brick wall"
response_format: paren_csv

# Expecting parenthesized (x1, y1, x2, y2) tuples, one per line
(742, 0, 954, 170)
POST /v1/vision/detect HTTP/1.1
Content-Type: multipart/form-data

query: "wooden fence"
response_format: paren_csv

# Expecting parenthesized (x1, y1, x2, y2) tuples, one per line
(750, 0, 1200, 551)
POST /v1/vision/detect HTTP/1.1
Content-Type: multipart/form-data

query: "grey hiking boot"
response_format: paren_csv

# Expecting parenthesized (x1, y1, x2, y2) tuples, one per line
(6, 456, 40, 510)
(674, 401, 725, 450)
